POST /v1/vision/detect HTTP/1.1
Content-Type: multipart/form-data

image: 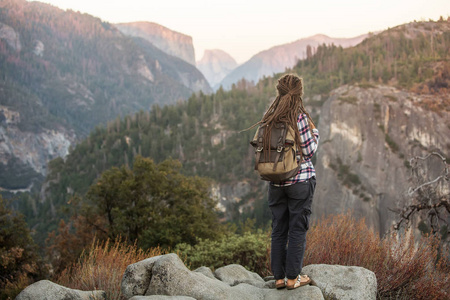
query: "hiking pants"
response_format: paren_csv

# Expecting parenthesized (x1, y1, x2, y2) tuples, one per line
(268, 177, 316, 280)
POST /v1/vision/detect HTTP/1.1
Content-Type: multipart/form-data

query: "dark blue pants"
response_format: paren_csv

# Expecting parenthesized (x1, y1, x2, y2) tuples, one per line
(268, 177, 316, 280)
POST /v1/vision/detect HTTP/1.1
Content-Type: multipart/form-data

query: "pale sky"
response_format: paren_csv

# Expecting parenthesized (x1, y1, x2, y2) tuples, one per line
(31, 0, 449, 64)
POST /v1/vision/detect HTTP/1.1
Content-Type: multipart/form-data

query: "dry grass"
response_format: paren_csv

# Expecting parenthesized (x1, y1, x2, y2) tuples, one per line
(56, 238, 165, 300)
(2, 272, 35, 300)
(303, 213, 450, 300)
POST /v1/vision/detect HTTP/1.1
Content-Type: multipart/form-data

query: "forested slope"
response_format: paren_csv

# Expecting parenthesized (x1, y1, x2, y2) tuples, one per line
(0, 0, 211, 191)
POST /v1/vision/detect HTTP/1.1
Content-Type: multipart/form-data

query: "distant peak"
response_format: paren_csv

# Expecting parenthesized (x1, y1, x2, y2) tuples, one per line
(198, 49, 237, 65)
(308, 33, 331, 39)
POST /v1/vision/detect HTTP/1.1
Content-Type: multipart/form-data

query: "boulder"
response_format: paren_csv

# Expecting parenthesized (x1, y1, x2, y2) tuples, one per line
(193, 266, 215, 279)
(129, 296, 196, 300)
(141, 254, 247, 299)
(121, 253, 324, 300)
(303, 264, 377, 300)
(15, 280, 106, 300)
(264, 285, 325, 300)
(121, 255, 164, 297)
(214, 264, 265, 287)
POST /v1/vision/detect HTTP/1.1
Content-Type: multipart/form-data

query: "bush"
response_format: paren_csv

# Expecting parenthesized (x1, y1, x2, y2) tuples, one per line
(176, 230, 271, 277)
(304, 213, 449, 300)
(55, 238, 164, 300)
(0, 196, 43, 300)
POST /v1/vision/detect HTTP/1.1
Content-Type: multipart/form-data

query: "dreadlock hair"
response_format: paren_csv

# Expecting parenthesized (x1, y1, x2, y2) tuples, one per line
(248, 73, 316, 162)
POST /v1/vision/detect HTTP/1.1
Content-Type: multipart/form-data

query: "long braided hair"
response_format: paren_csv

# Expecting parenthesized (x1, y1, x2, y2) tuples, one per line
(250, 74, 315, 161)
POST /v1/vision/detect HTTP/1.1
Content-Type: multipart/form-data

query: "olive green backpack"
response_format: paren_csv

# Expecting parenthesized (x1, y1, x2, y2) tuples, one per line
(250, 122, 300, 183)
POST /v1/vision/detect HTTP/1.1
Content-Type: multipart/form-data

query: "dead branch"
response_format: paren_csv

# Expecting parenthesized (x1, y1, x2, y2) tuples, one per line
(392, 151, 449, 236)
(393, 196, 450, 231)
(407, 152, 449, 196)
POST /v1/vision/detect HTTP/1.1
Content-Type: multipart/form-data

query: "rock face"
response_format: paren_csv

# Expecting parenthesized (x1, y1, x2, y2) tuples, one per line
(211, 181, 252, 219)
(0, 21, 21, 51)
(219, 34, 367, 89)
(121, 253, 376, 300)
(313, 85, 450, 234)
(0, 106, 75, 191)
(116, 22, 196, 66)
(197, 49, 238, 89)
(15, 280, 106, 300)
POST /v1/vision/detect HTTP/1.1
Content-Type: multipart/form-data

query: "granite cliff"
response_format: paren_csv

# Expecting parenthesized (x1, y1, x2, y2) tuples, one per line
(116, 22, 196, 66)
(313, 84, 450, 233)
(0, 105, 75, 192)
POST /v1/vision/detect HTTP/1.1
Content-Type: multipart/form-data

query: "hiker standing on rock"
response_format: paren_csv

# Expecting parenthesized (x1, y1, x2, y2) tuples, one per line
(250, 74, 319, 290)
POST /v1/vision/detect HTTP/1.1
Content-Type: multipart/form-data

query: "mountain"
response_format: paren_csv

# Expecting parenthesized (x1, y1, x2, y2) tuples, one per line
(17, 18, 450, 244)
(0, 0, 211, 192)
(197, 49, 238, 89)
(115, 22, 196, 66)
(219, 34, 368, 90)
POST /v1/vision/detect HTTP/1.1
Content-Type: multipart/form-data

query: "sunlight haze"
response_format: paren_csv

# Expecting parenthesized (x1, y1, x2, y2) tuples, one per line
(29, 0, 450, 63)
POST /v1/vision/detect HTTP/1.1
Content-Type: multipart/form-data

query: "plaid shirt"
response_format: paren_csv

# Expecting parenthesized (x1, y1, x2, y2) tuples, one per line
(271, 113, 320, 187)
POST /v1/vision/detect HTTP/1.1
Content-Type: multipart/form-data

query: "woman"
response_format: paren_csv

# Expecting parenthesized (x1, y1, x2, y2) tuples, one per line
(257, 74, 319, 290)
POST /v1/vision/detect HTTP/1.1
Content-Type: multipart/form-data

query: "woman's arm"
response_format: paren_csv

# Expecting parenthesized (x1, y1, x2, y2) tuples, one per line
(297, 114, 320, 160)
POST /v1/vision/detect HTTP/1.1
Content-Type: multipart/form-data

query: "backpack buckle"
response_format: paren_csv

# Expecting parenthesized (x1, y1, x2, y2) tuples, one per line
(277, 146, 283, 152)
(257, 147, 263, 152)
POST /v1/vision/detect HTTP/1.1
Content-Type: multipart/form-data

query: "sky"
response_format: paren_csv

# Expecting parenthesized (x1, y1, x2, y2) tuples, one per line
(32, 0, 449, 64)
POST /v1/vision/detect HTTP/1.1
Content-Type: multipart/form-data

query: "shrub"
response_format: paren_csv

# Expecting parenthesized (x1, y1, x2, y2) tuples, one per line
(338, 96, 358, 105)
(330, 158, 361, 189)
(359, 82, 376, 89)
(385, 133, 400, 153)
(0, 196, 43, 300)
(304, 213, 449, 300)
(384, 95, 398, 102)
(56, 238, 164, 300)
(176, 230, 271, 277)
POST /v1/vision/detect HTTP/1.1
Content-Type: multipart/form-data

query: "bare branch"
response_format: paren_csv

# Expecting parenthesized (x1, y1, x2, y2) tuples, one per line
(408, 175, 447, 195)
(393, 151, 449, 238)
(409, 151, 448, 165)
(393, 197, 450, 232)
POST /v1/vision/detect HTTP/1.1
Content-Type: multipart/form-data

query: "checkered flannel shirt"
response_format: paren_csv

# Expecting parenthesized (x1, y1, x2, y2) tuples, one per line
(271, 113, 320, 187)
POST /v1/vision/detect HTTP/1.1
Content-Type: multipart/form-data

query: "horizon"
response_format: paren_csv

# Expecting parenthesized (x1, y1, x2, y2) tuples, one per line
(25, 0, 450, 64)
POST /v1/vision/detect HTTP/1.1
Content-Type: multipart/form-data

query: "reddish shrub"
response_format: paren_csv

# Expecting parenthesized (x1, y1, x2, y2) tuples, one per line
(303, 213, 449, 300)
(56, 238, 164, 300)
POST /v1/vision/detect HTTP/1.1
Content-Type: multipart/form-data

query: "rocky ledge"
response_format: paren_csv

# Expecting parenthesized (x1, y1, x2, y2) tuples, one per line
(16, 253, 377, 300)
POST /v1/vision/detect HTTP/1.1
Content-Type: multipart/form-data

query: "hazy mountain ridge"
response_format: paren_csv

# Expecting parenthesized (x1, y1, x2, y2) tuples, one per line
(197, 49, 238, 89)
(219, 33, 368, 90)
(0, 0, 212, 190)
(115, 21, 196, 66)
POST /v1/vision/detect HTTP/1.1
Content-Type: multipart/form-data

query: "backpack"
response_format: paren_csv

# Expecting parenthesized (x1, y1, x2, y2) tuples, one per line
(250, 122, 300, 183)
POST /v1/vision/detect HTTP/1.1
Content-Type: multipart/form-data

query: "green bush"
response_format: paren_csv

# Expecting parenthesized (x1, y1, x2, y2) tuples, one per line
(176, 231, 271, 277)
(0, 196, 43, 300)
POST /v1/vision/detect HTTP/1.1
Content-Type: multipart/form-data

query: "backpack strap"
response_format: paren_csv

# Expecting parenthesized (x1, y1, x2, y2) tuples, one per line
(272, 123, 286, 171)
(254, 127, 264, 170)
